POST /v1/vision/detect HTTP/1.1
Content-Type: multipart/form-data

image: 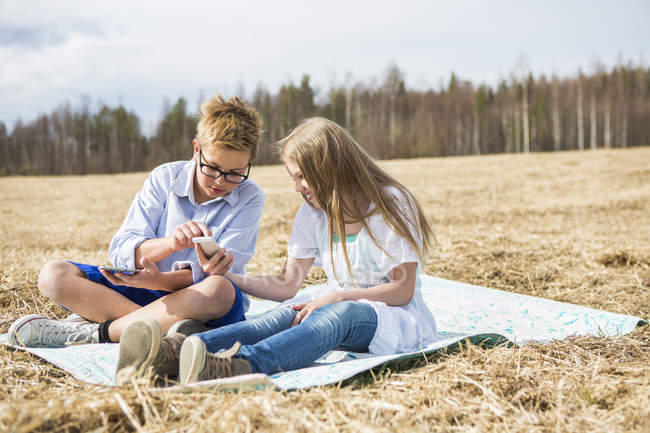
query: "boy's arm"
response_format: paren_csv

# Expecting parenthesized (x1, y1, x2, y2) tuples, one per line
(109, 168, 170, 270)
(135, 238, 175, 266)
(100, 258, 195, 292)
(173, 189, 265, 284)
(225, 256, 314, 302)
(156, 269, 194, 291)
(135, 221, 211, 266)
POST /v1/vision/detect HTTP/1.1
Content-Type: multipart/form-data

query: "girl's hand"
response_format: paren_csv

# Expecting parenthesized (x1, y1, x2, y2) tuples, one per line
(195, 244, 234, 275)
(168, 221, 211, 252)
(291, 292, 344, 326)
(99, 257, 168, 291)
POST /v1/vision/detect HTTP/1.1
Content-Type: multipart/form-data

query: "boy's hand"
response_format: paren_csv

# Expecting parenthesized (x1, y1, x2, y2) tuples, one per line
(195, 244, 234, 275)
(99, 257, 168, 291)
(169, 221, 211, 252)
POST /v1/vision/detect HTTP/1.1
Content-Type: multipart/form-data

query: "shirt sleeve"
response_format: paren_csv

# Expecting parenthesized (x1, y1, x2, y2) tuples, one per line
(171, 260, 205, 284)
(368, 187, 422, 275)
(287, 203, 320, 259)
(109, 168, 169, 269)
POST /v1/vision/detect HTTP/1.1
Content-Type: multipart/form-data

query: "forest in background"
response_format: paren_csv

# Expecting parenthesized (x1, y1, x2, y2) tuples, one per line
(1, 61, 648, 175)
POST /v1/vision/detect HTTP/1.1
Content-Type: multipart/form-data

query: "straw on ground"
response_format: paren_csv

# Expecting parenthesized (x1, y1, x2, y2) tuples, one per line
(0, 148, 648, 432)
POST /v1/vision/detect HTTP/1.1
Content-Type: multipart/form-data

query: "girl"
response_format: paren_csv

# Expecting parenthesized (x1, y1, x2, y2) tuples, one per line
(115, 117, 438, 385)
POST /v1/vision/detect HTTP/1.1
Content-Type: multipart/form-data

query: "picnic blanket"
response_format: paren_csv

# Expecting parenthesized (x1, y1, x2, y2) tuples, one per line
(1, 275, 645, 391)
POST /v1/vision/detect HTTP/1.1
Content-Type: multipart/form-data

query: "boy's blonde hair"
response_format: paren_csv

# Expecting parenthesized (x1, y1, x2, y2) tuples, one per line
(196, 94, 262, 161)
(279, 117, 435, 282)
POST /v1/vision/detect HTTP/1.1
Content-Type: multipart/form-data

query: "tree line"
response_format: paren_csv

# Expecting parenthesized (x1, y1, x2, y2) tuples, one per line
(1, 61, 648, 175)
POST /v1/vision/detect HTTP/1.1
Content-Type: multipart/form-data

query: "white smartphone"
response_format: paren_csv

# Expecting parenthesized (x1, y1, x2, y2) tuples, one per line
(99, 265, 139, 274)
(192, 237, 221, 259)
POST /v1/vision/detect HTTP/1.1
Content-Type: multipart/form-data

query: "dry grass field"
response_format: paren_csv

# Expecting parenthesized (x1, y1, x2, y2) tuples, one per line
(0, 147, 649, 432)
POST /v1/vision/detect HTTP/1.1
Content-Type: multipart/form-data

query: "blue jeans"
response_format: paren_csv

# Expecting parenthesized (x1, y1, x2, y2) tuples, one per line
(196, 301, 378, 375)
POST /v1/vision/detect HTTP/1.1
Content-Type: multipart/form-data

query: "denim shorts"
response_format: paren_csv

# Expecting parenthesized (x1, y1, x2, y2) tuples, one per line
(68, 261, 246, 328)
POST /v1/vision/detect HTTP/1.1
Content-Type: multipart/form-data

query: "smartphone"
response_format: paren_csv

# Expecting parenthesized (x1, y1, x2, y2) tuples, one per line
(192, 237, 220, 259)
(99, 265, 139, 274)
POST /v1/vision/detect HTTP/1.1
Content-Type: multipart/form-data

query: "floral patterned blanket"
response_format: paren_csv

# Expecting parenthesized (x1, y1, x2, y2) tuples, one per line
(1, 275, 644, 391)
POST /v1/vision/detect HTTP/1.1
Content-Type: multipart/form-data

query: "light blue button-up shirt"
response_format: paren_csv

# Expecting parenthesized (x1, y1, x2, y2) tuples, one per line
(108, 160, 265, 311)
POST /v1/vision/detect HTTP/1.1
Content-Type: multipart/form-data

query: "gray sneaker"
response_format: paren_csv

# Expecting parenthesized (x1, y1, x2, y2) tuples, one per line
(8, 314, 99, 348)
(167, 319, 209, 337)
(115, 319, 186, 385)
(179, 337, 251, 384)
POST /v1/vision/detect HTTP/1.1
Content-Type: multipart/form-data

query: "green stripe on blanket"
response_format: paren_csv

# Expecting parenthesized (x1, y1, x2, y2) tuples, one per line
(1, 275, 645, 390)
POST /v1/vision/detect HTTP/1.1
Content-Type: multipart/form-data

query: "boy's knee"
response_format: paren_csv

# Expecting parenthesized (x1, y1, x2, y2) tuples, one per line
(197, 275, 236, 306)
(38, 260, 80, 300)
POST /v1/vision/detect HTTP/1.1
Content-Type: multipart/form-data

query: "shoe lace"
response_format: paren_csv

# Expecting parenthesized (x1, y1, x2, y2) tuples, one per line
(65, 325, 98, 346)
(202, 354, 233, 380)
(157, 336, 182, 364)
(34, 321, 83, 347)
(200, 341, 243, 380)
(31, 324, 60, 347)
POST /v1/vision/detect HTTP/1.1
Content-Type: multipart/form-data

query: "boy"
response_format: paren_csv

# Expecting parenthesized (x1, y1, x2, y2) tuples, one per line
(9, 94, 265, 348)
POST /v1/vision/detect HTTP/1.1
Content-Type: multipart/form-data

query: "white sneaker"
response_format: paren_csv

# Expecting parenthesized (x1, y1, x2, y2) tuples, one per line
(8, 314, 99, 348)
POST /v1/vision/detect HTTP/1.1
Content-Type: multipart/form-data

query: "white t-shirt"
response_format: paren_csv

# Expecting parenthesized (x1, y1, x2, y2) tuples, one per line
(284, 186, 438, 354)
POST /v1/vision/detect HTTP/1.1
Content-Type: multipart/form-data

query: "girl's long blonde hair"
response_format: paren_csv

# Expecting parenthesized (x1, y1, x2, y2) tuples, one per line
(279, 117, 435, 282)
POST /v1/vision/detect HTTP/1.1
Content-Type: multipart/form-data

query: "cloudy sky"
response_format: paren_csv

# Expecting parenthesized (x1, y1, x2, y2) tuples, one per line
(1, 0, 648, 135)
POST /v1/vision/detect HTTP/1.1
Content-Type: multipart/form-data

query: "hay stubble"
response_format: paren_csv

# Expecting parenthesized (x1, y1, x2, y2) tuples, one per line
(0, 148, 648, 432)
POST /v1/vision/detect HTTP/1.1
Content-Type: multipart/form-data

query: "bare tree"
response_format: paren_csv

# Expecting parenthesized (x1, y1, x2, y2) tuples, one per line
(577, 70, 585, 151)
(551, 75, 561, 151)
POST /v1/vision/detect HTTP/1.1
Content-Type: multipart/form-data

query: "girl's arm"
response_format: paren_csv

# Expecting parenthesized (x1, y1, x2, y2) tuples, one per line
(340, 262, 416, 305)
(225, 256, 315, 302)
(291, 262, 416, 325)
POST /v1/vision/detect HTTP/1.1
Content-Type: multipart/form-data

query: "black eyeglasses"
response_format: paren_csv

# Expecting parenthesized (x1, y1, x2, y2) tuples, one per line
(198, 147, 250, 184)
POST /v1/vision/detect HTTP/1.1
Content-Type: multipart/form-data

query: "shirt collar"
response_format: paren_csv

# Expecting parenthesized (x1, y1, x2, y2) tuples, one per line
(171, 160, 241, 206)
(220, 182, 240, 206)
(171, 161, 195, 199)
